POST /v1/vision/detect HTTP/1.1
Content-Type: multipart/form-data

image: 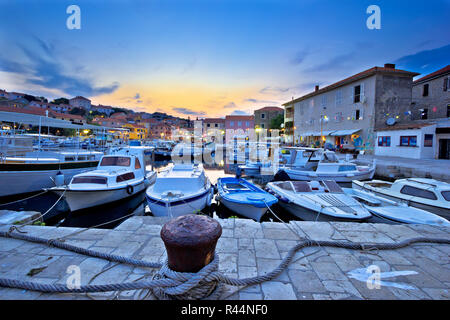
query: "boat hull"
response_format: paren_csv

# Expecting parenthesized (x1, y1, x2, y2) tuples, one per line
(353, 183, 450, 220)
(0, 162, 98, 199)
(53, 180, 146, 212)
(218, 196, 268, 221)
(146, 189, 212, 218)
(283, 167, 375, 182)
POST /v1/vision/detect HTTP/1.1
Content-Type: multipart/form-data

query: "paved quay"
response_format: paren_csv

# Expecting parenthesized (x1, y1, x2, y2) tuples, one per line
(0, 216, 449, 300)
(353, 154, 450, 182)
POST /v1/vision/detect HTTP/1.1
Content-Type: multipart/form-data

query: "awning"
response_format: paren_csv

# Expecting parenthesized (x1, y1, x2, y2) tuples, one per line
(330, 129, 361, 136)
(300, 131, 335, 137)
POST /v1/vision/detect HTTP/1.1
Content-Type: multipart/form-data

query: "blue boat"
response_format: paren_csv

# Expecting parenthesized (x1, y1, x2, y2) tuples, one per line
(216, 177, 278, 221)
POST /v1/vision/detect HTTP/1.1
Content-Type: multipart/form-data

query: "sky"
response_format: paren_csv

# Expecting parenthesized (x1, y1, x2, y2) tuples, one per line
(0, 0, 449, 118)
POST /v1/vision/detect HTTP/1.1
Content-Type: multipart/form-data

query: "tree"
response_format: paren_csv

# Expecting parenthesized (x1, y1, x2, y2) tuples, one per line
(23, 94, 39, 102)
(69, 107, 86, 116)
(52, 98, 69, 105)
(270, 114, 284, 130)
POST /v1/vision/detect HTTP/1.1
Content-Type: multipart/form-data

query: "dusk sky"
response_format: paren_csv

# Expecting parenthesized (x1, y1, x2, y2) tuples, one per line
(0, 0, 449, 118)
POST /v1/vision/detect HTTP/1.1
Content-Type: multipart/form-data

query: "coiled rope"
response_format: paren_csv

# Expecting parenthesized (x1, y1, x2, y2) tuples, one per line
(0, 227, 449, 299)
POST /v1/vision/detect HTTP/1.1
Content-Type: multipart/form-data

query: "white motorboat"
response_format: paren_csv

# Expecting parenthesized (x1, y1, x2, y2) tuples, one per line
(277, 150, 376, 183)
(0, 149, 103, 200)
(49, 147, 156, 211)
(353, 178, 450, 220)
(266, 180, 372, 222)
(343, 188, 449, 226)
(146, 163, 214, 217)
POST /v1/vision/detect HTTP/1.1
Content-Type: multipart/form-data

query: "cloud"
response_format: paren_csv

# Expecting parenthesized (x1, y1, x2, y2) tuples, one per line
(172, 107, 206, 116)
(244, 98, 278, 104)
(0, 37, 120, 98)
(290, 50, 309, 65)
(259, 86, 291, 94)
(394, 44, 450, 75)
(231, 110, 250, 115)
(304, 52, 355, 73)
(223, 102, 237, 109)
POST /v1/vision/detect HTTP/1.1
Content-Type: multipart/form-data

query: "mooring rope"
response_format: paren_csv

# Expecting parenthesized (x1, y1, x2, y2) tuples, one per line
(0, 227, 449, 300)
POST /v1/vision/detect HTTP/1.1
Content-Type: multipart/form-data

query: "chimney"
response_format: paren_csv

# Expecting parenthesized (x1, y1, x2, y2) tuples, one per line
(384, 63, 396, 69)
(315, 85, 319, 92)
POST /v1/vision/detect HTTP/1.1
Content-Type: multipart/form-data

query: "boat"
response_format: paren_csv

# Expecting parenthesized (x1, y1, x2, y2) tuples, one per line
(276, 150, 376, 183)
(49, 146, 156, 211)
(152, 140, 176, 160)
(343, 187, 449, 226)
(265, 180, 372, 222)
(0, 148, 103, 201)
(216, 177, 278, 221)
(352, 178, 450, 220)
(146, 163, 214, 217)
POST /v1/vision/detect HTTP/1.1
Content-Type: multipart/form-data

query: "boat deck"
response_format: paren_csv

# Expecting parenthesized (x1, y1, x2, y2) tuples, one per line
(0, 216, 449, 300)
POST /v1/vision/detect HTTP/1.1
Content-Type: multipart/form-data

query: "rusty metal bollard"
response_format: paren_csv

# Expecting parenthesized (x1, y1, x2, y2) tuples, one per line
(160, 214, 222, 273)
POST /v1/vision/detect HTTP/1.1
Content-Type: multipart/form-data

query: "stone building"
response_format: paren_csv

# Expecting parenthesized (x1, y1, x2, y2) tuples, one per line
(69, 96, 91, 110)
(254, 106, 284, 130)
(282, 64, 419, 153)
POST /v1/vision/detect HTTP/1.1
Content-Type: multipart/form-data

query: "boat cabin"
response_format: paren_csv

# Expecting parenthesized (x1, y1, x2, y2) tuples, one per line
(273, 180, 344, 194)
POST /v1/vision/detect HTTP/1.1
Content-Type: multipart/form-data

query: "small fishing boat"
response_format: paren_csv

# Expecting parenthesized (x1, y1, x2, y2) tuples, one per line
(146, 163, 214, 217)
(353, 178, 450, 220)
(266, 180, 371, 222)
(343, 188, 449, 226)
(277, 150, 376, 183)
(49, 147, 156, 211)
(216, 177, 278, 221)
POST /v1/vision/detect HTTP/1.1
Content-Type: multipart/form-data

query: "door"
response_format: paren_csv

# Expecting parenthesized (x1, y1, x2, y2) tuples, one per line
(439, 139, 450, 159)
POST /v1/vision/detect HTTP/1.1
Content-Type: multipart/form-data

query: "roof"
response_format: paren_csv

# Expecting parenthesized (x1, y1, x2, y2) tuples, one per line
(413, 65, 450, 85)
(255, 106, 284, 112)
(375, 122, 434, 132)
(50, 111, 85, 121)
(0, 105, 47, 116)
(225, 115, 254, 120)
(283, 66, 420, 106)
(203, 118, 225, 123)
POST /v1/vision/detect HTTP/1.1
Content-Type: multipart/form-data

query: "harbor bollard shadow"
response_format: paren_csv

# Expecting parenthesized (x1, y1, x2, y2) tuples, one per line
(160, 214, 222, 273)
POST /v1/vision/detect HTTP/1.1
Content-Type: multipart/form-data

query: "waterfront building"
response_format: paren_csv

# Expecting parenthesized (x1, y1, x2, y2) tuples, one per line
(225, 115, 254, 144)
(282, 64, 419, 153)
(254, 106, 284, 130)
(69, 96, 91, 110)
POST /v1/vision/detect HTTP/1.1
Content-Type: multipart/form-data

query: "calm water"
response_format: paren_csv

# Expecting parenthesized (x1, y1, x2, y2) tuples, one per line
(0, 159, 302, 229)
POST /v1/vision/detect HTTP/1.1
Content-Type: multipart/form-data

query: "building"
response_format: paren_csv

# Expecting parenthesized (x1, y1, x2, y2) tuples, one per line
(282, 64, 419, 153)
(49, 112, 86, 124)
(376, 65, 450, 159)
(123, 123, 148, 140)
(254, 106, 284, 130)
(225, 115, 254, 143)
(69, 96, 91, 110)
(91, 104, 114, 116)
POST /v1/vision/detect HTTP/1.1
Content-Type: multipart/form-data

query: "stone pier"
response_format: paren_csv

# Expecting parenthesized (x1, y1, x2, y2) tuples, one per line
(0, 216, 449, 300)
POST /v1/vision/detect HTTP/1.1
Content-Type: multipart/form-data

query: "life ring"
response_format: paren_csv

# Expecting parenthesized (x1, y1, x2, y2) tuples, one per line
(126, 185, 134, 195)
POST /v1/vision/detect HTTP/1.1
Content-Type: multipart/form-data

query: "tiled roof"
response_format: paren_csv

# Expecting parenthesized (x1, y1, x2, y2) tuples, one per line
(70, 96, 91, 101)
(283, 66, 420, 106)
(225, 115, 254, 120)
(204, 118, 225, 123)
(413, 65, 450, 84)
(255, 106, 283, 112)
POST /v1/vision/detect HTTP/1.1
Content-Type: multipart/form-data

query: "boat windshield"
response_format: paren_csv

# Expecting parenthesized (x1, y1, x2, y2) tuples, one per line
(72, 176, 107, 184)
(100, 156, 131, 167)
(441, 191, 450, 201)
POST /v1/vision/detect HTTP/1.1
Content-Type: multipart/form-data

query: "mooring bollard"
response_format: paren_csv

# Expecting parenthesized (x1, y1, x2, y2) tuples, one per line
(160, 214, 222, 273)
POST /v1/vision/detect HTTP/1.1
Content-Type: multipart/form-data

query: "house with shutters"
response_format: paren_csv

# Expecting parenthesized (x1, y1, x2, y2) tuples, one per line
(282, 64, 419, 153)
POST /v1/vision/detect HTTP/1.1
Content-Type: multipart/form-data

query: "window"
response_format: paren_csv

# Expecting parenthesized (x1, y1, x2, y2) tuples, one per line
(72, 176, 107, 184)
(321, 95, 327, 107)
(378, 136, 391, 147)
(421, 108, 428, 120)
(135, 158, 141, 169)
(447, 105, 450, 118)
(335, 90, 342, 106)
(100, 156, 131, 167)
(423, 84, 429, 96)
(237, 121, 242, 127)
(261, 123, 265, 129)
(261, 113, 265, 119)
(400, 185, 437, 200)
(116, 172, 135, 183)
(355, 109, 361, 120)
(215, 123, 218, 127)
(354, 85, 361, 103)
(246, 121, 250, 127)
(444, 77, 450, 91)
(207, 123, 210, 127)
(424, 134, 433, 147)
(442, 191, 450, 201)
(400, 136, 417, 147)
(230, 121, 234, 127)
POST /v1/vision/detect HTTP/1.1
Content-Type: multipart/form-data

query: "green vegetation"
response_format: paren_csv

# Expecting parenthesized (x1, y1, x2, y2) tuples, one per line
(270, 114, 284, 130)
(52, 97, 69, 105)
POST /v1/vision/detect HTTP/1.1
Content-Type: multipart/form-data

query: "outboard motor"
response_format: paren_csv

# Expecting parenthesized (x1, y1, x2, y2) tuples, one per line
(55, 171, 65, 186)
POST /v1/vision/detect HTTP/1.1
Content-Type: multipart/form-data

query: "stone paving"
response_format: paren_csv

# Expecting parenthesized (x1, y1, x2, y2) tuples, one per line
(0, 216, 449, 300)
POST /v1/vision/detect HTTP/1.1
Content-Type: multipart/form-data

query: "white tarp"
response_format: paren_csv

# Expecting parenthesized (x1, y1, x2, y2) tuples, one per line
(330, 129, 361, 136)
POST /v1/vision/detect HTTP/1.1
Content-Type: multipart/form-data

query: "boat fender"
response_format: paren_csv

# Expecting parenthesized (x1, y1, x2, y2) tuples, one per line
(55, 171, 65, 186)
(206, 189, 213, 206)
(126, 185, 134, 195)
